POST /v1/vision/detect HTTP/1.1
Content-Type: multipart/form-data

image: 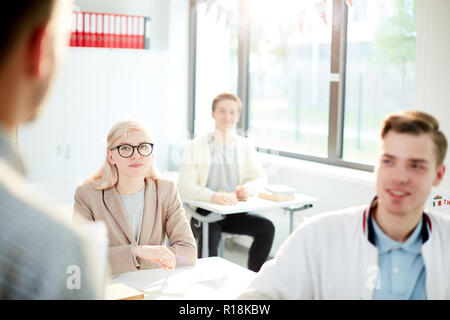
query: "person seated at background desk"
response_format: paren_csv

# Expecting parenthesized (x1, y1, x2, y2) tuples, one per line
(238, 110, 450, 299)
(178, 92, 275, 272)
(74, 119, 197, 275)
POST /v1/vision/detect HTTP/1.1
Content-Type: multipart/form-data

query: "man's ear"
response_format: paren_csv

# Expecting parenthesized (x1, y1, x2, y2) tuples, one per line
(433, 164, 446, 186)
(27, 23, 50, 78)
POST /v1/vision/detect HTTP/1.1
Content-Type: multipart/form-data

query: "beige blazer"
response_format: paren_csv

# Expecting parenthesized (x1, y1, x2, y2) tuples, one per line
(73, 178, 197, 275)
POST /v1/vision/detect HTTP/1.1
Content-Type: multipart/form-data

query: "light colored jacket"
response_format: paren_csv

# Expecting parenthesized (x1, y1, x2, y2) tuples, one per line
(177, 132, 267, 202)
(73, 178, 197, 275)
(238, 205, 450, 300)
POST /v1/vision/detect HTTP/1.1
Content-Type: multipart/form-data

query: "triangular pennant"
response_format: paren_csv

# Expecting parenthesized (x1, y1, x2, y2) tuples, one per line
(257, 25, 264, 42)
(315, 0, 327, 25)
(346, 0, 353, 7)
(225, 11, 232, 27)
(296, 10, 306, 34)
(279, 19, 289, 39)
(216, 5, 223, 23)
(206, 0, 214, 14)
(194, 0, 205, 7)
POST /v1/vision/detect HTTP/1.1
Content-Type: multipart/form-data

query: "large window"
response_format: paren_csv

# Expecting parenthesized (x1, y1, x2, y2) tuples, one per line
(193, 0, 239, 136)
(343, 0, 416, 164)
(190, 0, 417, 170)
(247, 0, 332, 157)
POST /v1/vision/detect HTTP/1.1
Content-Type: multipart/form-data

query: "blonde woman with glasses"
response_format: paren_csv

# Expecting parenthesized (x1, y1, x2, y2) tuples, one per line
(73, 119, 197, 275)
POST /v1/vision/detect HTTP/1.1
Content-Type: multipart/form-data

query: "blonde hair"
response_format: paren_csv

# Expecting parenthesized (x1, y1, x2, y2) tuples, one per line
(87, 118, 159, 190)
(211, 92, 242, 113)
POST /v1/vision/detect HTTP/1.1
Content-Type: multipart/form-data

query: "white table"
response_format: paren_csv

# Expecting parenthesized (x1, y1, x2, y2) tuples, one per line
(109, 257, 256, 300)
(183, 193, 317, 258)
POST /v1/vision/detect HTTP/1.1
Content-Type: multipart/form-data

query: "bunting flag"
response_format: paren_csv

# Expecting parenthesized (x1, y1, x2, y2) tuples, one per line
(195, 0, 236, 27)
(205, 0, 215, 14)
(315, 0, 327, 25)
(194, 0, 205, 7)
(296, 10, 306, 34)
(193, 0, 333, 34)
(225, 11, 232, 27)
(256, 25, 264, 42)
(346, 0, 353, 7)
(216, 5, 223, 23)
(278, 19, 289, 39)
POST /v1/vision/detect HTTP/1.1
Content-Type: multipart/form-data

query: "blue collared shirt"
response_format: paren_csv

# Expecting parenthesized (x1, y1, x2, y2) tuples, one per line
(371, 216, 427, 300)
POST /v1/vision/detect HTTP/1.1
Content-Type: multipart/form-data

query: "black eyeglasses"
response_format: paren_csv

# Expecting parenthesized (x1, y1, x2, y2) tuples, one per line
(110, 143, 154, 158)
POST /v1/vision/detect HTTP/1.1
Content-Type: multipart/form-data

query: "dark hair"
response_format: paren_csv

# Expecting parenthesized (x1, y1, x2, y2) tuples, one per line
(381, 110, 448, 166)
(0, 0, 54, 67)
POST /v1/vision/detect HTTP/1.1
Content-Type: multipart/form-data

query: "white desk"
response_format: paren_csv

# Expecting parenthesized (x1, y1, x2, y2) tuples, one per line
(183, 193, 317, 258)
(110, 257, 256, 300)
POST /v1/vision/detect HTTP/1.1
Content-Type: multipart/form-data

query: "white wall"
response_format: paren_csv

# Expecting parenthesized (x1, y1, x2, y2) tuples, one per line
(415, 0, 450, 194)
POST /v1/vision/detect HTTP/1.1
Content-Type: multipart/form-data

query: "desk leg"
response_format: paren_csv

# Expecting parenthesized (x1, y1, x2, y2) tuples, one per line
(284, 204, 313, 234)
(202, 220, 209, 258)
(289, 210, 294, 234)
(182, 203, 223, 258)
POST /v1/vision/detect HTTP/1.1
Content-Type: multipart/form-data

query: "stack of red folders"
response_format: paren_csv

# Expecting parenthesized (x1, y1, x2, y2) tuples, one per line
(70, 11, 151, 49)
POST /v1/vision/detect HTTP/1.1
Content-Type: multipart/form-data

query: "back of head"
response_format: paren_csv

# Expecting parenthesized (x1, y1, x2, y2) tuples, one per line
(381, 110, 448, 166)
(0, 0, 54, 70)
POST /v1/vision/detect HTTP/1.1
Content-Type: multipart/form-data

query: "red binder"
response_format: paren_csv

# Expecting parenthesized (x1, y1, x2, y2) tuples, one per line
(138, 16, 145, 49)
(120, 15, 126, 48)
(84, 12, 91, 47)
(70, 12, 77, 47)
(114, 14, 121, 48)
(76, 12, 83, 47)
(97, 13, 104, 47)
(127, 15, 133, 49)
(104, 13, 112, 48)
(90, 13, 97, 47)
(131, 16, 138, 49)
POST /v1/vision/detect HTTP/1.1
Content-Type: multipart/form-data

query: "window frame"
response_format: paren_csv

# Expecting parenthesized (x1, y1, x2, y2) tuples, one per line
(188, 0, 374, 172)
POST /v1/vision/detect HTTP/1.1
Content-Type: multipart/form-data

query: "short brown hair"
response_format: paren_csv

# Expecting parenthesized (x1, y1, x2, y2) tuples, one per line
(0, 0, 54, 67)
(211, 92, 242, 113)
(381, 110, 448, 166)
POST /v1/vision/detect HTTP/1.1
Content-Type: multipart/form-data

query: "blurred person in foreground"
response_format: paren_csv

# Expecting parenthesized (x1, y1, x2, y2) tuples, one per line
(0, 0, 105, 299)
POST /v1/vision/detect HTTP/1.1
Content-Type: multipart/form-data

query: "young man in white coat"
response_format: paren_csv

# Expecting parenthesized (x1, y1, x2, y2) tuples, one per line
(178, 92, 275, 272)
(238, 110, 449, 299)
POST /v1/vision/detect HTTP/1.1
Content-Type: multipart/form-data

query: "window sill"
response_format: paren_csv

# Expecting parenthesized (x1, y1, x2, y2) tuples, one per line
(259, 152, 376, 187)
